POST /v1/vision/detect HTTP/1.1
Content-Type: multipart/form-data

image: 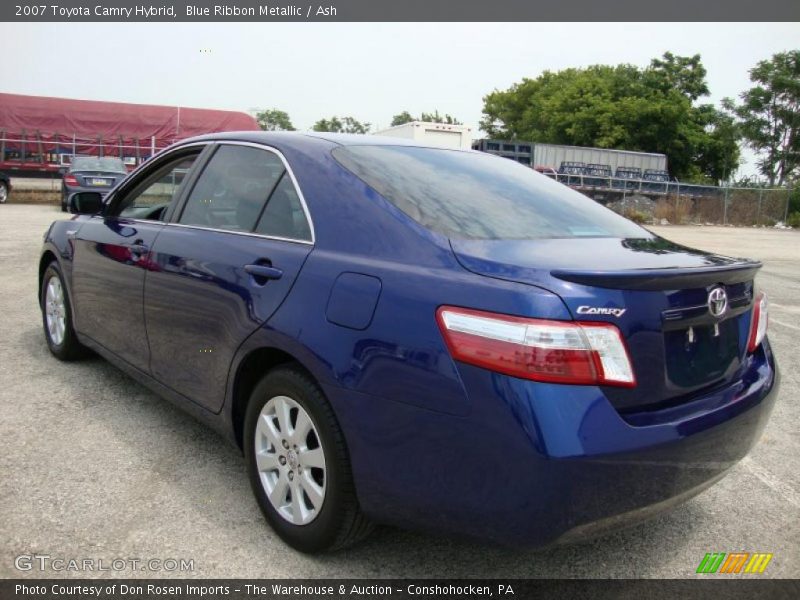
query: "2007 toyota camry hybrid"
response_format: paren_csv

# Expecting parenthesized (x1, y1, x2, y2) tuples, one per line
(39, 132, 778, 553)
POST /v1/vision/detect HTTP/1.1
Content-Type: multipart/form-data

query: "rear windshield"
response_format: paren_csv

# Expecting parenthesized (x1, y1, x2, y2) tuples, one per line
(332, 145, 650, 240)
(71, 157, 127, 173)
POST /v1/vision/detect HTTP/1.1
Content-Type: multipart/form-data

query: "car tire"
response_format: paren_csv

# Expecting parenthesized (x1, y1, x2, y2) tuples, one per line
(61, 192, 68, 212)
(244, 365, 373, 553)
(40, 261, 89, 361)
(0, 182, 8, 204)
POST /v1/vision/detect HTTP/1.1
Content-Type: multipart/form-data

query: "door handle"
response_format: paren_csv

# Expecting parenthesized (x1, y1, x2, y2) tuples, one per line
(244, 263, 283, 282)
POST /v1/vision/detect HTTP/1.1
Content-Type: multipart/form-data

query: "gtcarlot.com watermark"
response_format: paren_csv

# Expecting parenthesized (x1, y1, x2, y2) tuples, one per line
(14, 554, 194, 573)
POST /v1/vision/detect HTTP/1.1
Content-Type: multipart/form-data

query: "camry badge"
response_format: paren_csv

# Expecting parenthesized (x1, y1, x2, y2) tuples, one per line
(708, 287, 728, 319)
(576, 306, 626, 318)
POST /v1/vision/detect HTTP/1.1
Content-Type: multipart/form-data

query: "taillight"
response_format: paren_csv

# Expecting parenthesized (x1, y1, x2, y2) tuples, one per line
(436, 306, 636, 387)
(63, 175, 79, 187)
(747, 291, 768, 353)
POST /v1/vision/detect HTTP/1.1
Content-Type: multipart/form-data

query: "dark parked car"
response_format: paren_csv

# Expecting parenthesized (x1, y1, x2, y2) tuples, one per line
(39, 132, 778, 553)
(0, 171, 10, 203)
(61, 156, 128, 212)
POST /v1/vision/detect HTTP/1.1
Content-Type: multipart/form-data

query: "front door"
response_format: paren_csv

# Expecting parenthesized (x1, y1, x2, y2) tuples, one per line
(144, 143, 315, 411)
(71, 149, 203, 372)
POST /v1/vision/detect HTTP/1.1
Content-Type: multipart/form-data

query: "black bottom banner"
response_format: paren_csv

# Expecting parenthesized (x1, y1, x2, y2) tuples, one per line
(2, 579, 799, 600)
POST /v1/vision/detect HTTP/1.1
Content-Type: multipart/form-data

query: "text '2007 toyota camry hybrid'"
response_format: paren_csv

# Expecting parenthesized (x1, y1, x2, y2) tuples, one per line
(39, 132, 779, 553)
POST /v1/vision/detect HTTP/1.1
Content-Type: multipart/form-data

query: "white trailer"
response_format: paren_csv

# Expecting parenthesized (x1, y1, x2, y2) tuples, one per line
(374, 121, 473, 150)
(532, 143, 667, 173)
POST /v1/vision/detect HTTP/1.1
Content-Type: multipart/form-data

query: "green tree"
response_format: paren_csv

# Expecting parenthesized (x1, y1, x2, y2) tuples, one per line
(420, 110, 462, 125)
(312, 116, 371, 134)
(390, 110, 462, 126)
(312, 116, 342, 132)
(390, 111, 415, 126)
(694, 105, 741, 183)
(648, 52, 709, 101)
(479, 53, 739, 183)
(255, 108, 295, 131)
(727, 50, 800, 186)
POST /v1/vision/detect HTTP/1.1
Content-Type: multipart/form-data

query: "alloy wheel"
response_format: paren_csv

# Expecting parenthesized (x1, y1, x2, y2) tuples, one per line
(254, 395, 327, 525)
(45, 276, 66, 346)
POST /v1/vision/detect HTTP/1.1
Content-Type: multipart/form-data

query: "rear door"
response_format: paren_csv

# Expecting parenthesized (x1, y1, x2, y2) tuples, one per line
(71, 146, 206, 372)
(144, 143, 314, 412)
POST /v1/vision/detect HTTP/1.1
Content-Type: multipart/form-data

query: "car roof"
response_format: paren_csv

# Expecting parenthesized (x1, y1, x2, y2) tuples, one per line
(176, 130, 460, 152)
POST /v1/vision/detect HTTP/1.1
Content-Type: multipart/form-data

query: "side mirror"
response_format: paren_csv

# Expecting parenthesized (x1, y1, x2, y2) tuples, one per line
(69, 192, 104, 215)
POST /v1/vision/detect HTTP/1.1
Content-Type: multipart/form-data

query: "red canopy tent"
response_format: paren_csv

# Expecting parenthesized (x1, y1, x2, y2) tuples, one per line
(0, 93, 259, 173)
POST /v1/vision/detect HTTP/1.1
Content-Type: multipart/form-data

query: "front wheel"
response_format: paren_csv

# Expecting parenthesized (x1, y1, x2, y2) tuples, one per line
(244, 366, 372, 553)
(0, 182, 8, 203)
(40, 261, 88, 360)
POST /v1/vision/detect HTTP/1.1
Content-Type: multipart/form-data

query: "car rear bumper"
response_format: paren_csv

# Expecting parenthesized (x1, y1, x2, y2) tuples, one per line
(328, 338, 779, 546)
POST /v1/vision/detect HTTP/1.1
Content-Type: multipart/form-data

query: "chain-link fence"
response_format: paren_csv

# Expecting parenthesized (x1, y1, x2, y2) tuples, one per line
(612, 188, 792, 226)
(552, 174, 793, 226)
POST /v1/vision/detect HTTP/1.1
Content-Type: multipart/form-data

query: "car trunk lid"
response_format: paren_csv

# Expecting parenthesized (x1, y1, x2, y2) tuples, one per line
(450, 236, 760, 411)
(72, 171, 124, 188)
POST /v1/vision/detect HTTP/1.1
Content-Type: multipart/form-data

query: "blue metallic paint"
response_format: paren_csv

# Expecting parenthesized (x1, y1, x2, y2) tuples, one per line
(325, 342, 777, 544)
(39, 131, 780, 547)
(71, 217, 164, 372)
(325, 272, 382, 330)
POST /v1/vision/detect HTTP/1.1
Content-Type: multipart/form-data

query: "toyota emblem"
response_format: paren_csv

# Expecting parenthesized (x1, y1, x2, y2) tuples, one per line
(708, 287, 728, 318)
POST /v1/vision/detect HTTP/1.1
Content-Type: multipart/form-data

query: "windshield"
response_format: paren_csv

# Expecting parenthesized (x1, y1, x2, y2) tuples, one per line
(332, 145, 651, 240)
(71, 157, 127, 173)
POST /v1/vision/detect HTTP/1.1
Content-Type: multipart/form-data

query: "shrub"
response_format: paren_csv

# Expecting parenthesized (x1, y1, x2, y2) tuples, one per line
(627, 210, 650, 224)
(786, 212, 800, 229)
(654, 197, 693, 224)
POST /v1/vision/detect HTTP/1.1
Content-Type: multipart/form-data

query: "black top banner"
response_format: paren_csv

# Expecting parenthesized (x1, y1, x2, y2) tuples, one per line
(3, 0, 800, 22)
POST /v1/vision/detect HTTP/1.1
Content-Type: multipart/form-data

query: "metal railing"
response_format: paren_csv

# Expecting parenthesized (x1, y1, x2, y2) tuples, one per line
(0, 134, 173, 170)
(546, 172, 720, 197)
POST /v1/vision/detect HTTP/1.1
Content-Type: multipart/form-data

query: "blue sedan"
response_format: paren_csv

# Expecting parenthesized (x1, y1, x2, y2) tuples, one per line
(39, 132, 778, 552)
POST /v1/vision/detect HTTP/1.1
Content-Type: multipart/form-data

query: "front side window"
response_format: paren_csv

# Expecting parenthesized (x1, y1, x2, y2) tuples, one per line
(332, 145, 650, 240)
(116, 154, 198, 221)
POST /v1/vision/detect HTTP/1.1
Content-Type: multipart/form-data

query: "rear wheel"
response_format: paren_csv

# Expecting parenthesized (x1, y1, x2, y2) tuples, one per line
(244, 366, 372, 552)
(0, 182, 8, 203)
(40, 261, 88, 360)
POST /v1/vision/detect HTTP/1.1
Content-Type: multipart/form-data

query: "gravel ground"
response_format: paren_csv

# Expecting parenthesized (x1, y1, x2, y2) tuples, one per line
(1, 206, 797, 579)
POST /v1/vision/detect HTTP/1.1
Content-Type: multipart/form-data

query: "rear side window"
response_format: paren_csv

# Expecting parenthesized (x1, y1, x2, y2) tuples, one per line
(332, 145, 649, 240)
(179, 145, 285, 233)
(254, 174, 312, 241)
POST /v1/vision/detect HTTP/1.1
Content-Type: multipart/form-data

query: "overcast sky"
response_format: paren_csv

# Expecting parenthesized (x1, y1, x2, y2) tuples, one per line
(2, 22, 798, 176)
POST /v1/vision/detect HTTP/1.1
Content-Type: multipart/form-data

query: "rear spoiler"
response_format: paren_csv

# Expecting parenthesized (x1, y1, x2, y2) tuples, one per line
(551, 262, 761, 291)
